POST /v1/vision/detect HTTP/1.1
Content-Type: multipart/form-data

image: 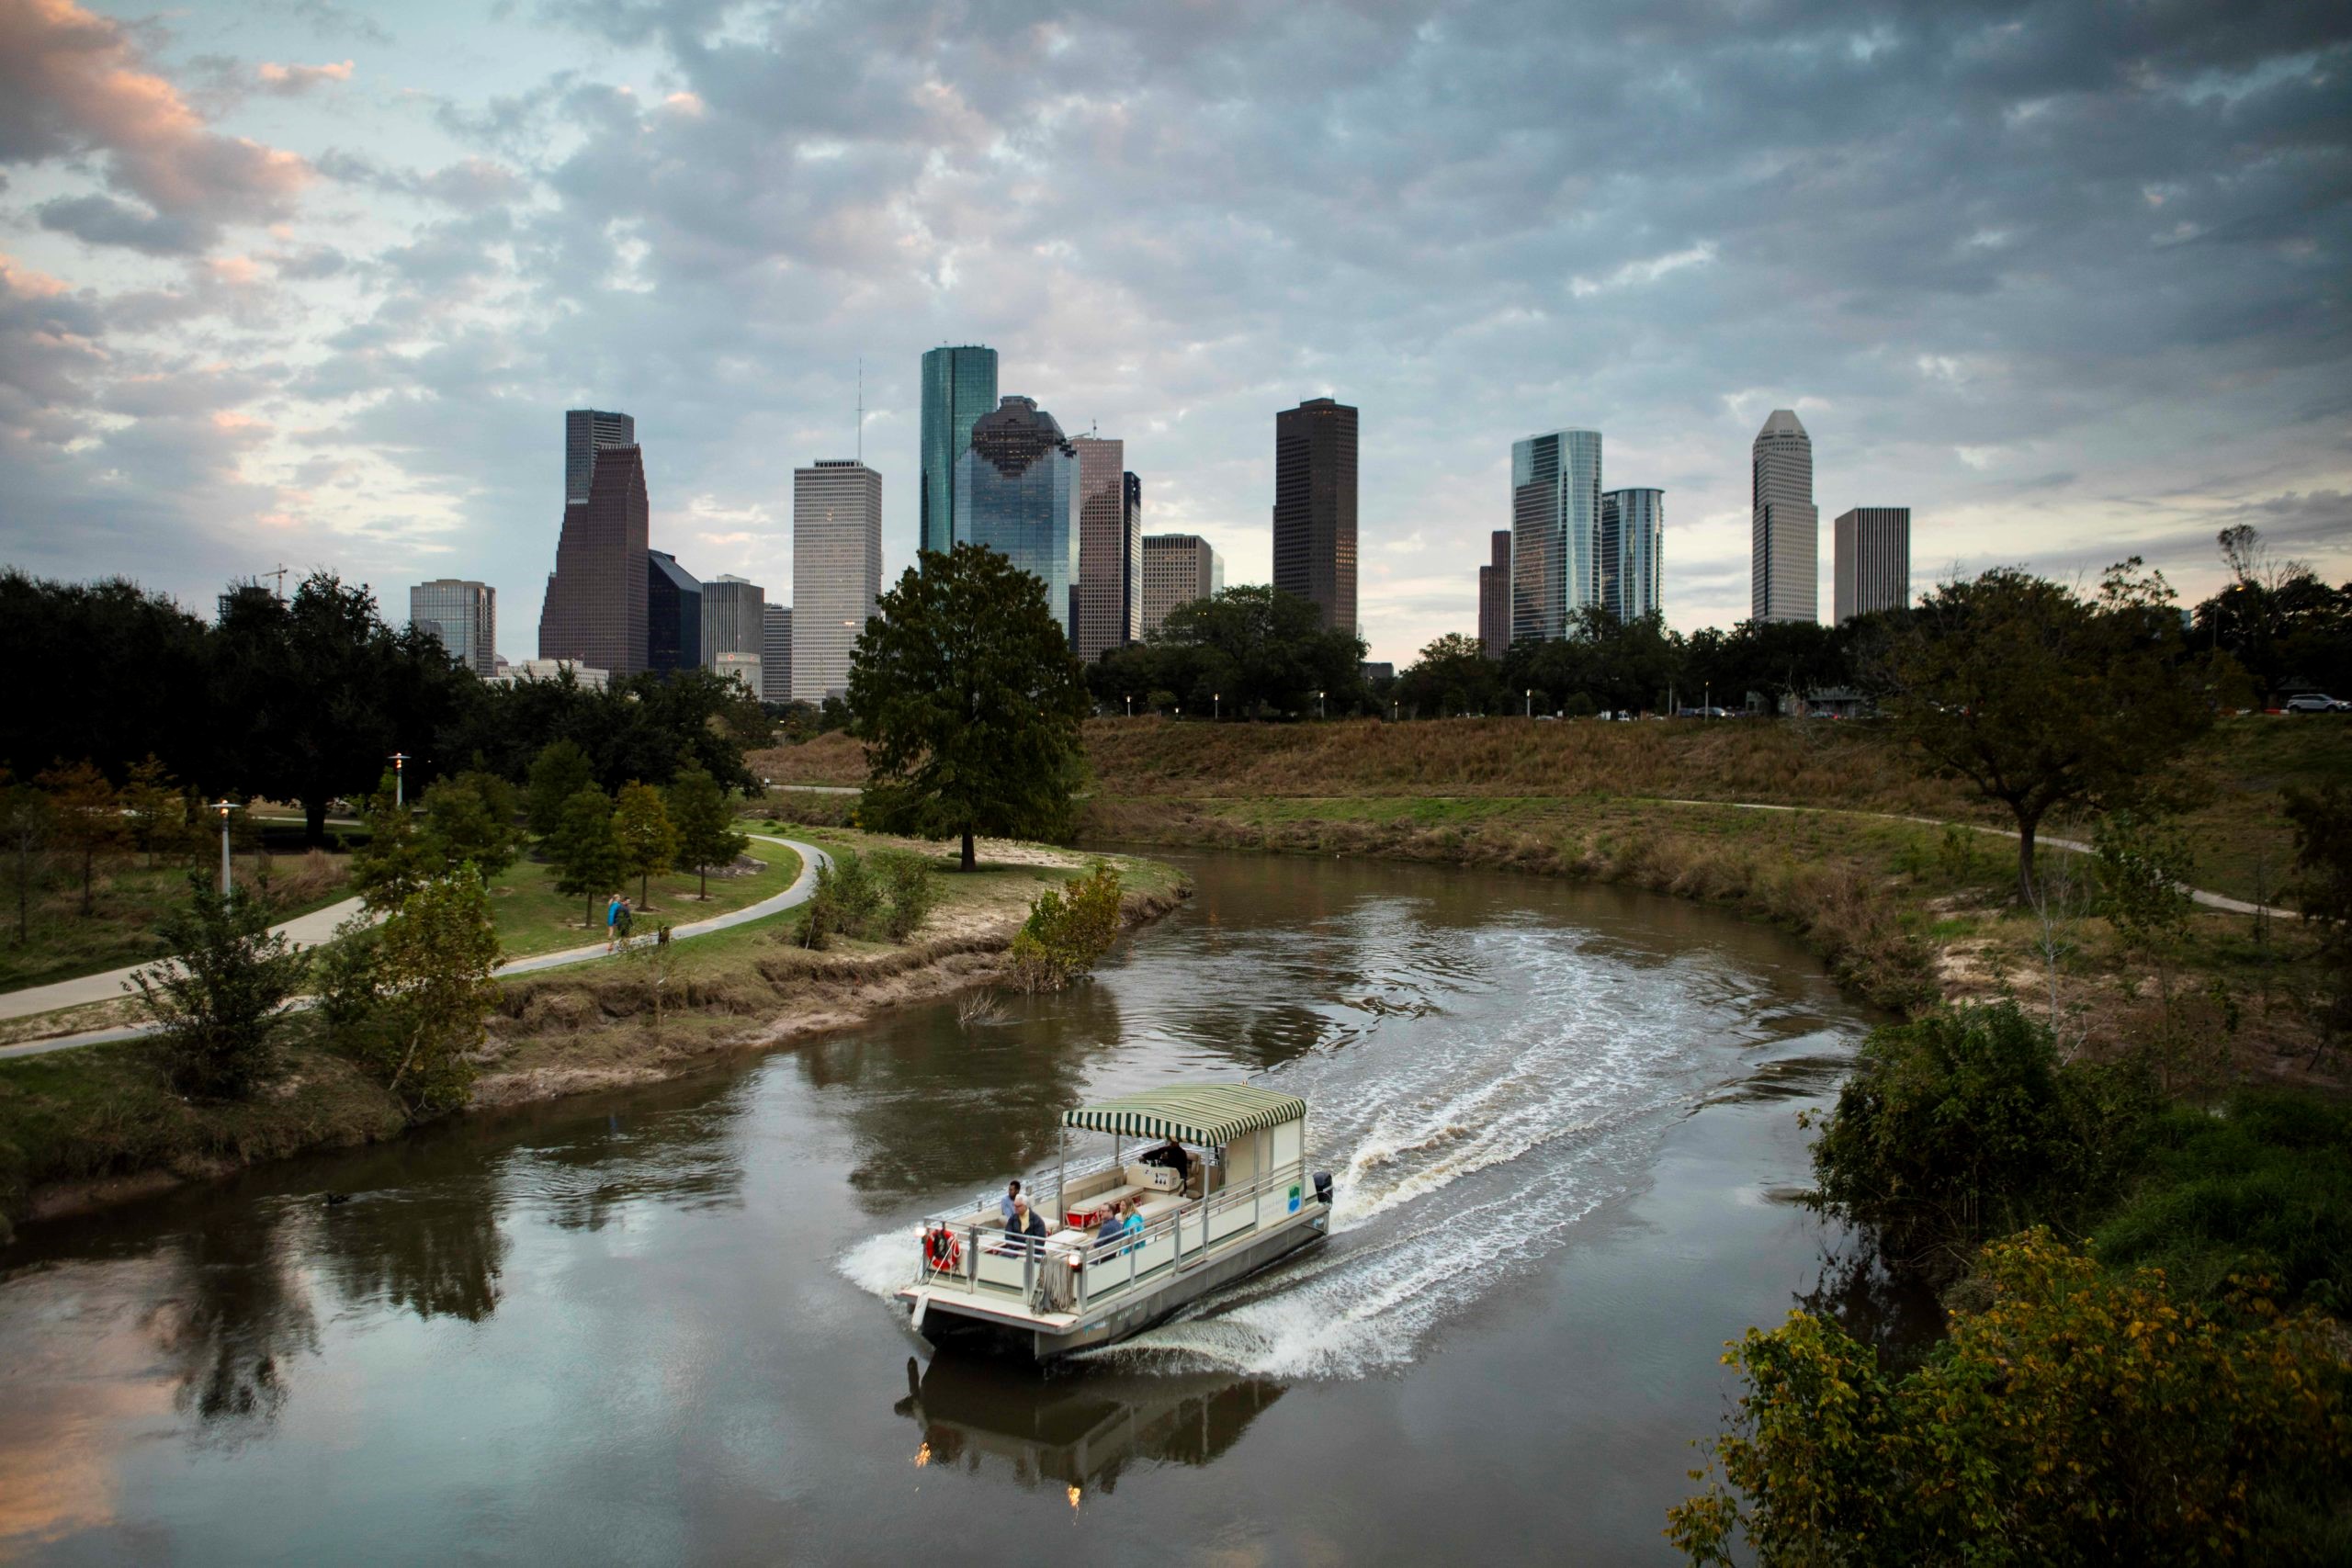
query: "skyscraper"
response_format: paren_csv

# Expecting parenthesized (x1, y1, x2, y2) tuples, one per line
(1751, 410, 1818, 624)
(1070, 434, 1139, 661)
(1510, 428, 1602, 644)
(792, 458, 883, 701)
(409, 580, 496, 677)
(1834, 507, 1911, 622)
(1601, 489, 1665, 622)
(646, 549, 701, 676)
(919, 345, 999, 560)
(1272, 397, 1358, 635)
(701, 575, 765, 676)
(1140, 534, 1221, 636)
(761, 604, 792, 705)
(539, 441, 649, 677)
(1477, 530, 1510, 659)
(565, 409, 635, 505)
(955, 396, 1081, 642)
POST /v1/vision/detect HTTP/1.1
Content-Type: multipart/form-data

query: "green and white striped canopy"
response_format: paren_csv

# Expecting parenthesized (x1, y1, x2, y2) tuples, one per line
(1061, 1084, 1306, 1146)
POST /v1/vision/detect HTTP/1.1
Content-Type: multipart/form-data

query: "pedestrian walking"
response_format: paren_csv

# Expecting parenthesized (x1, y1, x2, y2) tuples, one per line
(605, 891, 624, 953)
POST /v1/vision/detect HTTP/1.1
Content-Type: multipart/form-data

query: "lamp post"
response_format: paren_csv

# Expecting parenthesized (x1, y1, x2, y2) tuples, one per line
(1317, 689, 1326, 720)
(1214, 692, 1220, 721)
(1703, 682, 1711, 716)
(1391, 699, 1399, 722)
(1524, 688, 1532, 718)
(1125, 694, 1132, 717)
(389, 750, 411, 807)
(209, 799, 237, 897)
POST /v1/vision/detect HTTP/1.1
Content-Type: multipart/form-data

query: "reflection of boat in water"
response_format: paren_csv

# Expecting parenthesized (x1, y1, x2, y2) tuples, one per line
(895, 1355, 1286, 1491)
(896, 1084, 1331, 1359)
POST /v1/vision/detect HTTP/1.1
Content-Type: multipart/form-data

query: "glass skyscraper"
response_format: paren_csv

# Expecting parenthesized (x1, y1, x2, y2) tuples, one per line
(919, 345, 999, 560)
(955, 396, 1080, 642)
(1601, 488, 1664, 622)
(1272, 397, 1358, 635)
(409, 580, 496, 677)
(565, 409, 634, 505)
(1510, 429, 1601, 644)
(1751, 409, 1817, 624)
(646, 548, 701, 675)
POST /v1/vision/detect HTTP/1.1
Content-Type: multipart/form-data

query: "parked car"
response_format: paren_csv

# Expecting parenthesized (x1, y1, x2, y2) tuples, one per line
(2284, 693, 2344, 714)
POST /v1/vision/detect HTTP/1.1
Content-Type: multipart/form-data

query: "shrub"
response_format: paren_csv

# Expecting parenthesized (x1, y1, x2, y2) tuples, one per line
(798, 852, 883, 950)
(1668, 1230, 2352, 1565)
(1005, 861, 1123, 992)
(345, 871, 501, 1118)
(1807, 1001, 2159, 1276)
(876, 851, 940, 941)
(130, 872, 307, 1100)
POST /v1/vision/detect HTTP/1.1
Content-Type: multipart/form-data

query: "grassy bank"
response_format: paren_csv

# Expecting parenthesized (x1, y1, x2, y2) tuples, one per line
(487, 837, 800, 958)
(0, 850, 352, 992)
(0, 834, 1187, 1238)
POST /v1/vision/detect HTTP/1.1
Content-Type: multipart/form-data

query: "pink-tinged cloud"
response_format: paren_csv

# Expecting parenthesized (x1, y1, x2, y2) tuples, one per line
(0, 0, 312, 253)
(256, 60, 355, 95)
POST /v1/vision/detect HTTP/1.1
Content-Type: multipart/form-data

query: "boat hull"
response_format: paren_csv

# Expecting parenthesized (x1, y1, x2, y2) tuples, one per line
(905, 1207, 1329, 1360)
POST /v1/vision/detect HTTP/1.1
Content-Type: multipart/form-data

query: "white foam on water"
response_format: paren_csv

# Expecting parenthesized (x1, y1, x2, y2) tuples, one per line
(843, 916, 1778, 1382)
(838, 1226, 923, 1300)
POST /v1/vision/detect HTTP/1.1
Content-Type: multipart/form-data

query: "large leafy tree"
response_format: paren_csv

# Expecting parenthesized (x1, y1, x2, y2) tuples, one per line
(549, 785, 623, 928)
(1876, 560, 2233, 903)
(666, 761, 747, 898)
(1396, 633, 1503, 717)
(0, 572, 213, 788)
(612, 781, 678, 906)
(439, 667, 761, 794)
(849, 543, 1091, 872)
(526, 739, 595, 840)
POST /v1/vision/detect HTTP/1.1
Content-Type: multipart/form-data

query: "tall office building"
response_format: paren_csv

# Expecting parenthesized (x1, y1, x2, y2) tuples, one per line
(409, 580, 496, 677)
(919, 345, 1000, 560)
(538, 441, 649, 677)
(1477, 531, 1511, 659)
(1272, 397, 1359, 635)
(761, 604, 792, 705)
(1070, 435, 1139, 661)
(1751, 410, 1818, 624)
(955, 396, 1081, 642)
(701, 574, 765, 672)
(792, 458, 883, 701)
(1510, 429, 1602, 644)
(1602, 489, 1665, 622)
(1834, 507, 1911, 622)
(565, 409, 635, 505)
(646, 549, 701, 676)
(1140, 534, 1222, 636)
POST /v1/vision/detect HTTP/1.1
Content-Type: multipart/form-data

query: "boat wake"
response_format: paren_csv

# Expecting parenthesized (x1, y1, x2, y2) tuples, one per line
(837, 907, 1838, 1382)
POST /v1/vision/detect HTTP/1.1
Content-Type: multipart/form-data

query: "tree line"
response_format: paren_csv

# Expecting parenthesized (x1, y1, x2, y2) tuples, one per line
(0, 569, 769, 844)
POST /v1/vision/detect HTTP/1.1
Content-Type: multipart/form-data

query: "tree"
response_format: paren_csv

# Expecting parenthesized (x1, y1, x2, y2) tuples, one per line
(349, 771, 433, 909)
(848, 543, 1092, 871)
(1396, 633, 1502, 717)
(526, 739, 594, 840)
(1877, 561, 2229, 903)
(667, 761, 747, 898)
(120, 755, 194, 867)
(38, 759, 126, 917)
(2093, 810, 2197, 1012)
(420, 773, 522, 881)
(361, 871, 502, 1116)
(0, 773, 52, 944)
(549, 785, 623, 929)
(0, 572, 213, 792)
(1150, 583, 1367, 717)
(130, 872, 307, 1100)
(612, 781, 679, 906)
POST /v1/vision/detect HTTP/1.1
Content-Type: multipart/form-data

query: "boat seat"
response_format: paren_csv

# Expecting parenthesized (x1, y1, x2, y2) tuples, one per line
(1135, 1194, 1185, 1223)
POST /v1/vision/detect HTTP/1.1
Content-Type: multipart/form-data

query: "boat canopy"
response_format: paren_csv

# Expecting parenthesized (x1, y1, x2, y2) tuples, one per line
(1060, 1084, 1306, 1146)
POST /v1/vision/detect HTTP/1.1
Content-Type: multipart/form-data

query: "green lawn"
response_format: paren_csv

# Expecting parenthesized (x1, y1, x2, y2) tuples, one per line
(0, 852, 354, 994)
(487, 838, 802, 959)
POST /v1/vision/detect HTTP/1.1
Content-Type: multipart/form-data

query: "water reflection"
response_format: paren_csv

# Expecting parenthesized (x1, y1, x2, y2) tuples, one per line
(148, 1209, 318, 1444)
(317, 1191, 506, 1324)
(893, 1355, 1284, 1492)
(510, 1091, 750, 1232)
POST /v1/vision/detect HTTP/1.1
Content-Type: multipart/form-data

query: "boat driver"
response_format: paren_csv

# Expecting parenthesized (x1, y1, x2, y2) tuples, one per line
(1140, 1140, 1191, 1182)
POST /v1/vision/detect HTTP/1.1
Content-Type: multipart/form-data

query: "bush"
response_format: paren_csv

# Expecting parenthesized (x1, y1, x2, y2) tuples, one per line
(877, 851, 940, 941)
(345, 871, 501, 1117)
(1668, 1230, 2352, 1565)
(799, 852, 883, 951)
(1005, 862, 1123, 993)
(1807, 1001, 2159, 1276)
(130, 872, 307, 1100)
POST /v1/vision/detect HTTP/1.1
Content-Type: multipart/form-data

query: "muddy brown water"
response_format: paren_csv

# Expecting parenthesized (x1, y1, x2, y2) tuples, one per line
(0, 850, 1914, 1563)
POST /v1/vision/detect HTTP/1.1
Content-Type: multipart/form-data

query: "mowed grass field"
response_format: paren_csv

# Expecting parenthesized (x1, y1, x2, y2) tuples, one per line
(487, 837, 801, 959)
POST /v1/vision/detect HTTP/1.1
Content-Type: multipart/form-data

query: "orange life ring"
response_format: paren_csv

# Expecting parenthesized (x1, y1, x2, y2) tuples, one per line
(923, 1225, 962, 1273)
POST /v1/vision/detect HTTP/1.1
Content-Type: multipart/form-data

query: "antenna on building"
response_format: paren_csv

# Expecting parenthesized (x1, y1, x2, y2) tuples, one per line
(855, 357, 864, 465)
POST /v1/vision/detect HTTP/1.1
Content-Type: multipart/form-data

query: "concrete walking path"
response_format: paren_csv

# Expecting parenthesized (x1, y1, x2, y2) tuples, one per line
(0, 836, 830, 1060)
(0, 896, 368, 1022)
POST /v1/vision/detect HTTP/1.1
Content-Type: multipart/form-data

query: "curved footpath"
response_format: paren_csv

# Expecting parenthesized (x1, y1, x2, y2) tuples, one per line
(0, 836, 830, 1061)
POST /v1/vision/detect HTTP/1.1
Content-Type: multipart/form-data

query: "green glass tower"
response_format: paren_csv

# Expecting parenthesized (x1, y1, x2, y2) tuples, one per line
(920, 345, 999, 560)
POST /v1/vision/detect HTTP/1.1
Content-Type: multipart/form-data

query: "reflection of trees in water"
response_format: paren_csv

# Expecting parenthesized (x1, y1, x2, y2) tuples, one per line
(317, 1193, 507, 1324)
(516, 1090, 752, 1233)
(811, 980, 1125, 1205)
(893, 1355, 1284, 1493)
(145, 1207, 320, 1445)
(1796, 1239, 1947, 1376)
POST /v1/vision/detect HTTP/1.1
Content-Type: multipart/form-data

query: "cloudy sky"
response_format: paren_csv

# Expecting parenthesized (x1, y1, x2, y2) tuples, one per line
(4, 0, 2346, 665)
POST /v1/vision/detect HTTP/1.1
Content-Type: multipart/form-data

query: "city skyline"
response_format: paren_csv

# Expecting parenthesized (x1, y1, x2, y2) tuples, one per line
(3, 2, 2345, 668)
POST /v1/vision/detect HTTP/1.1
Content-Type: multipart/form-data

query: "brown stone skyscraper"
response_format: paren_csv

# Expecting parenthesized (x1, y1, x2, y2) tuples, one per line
(1070, 434, 1137, 660)
(1477, 529, 1510, 658)
(538, 442, 649, 676)
(1272, 396, 1358, 635)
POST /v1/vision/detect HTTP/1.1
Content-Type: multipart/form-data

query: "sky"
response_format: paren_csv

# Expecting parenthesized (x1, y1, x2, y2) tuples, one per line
(2, 0, 2347, 667)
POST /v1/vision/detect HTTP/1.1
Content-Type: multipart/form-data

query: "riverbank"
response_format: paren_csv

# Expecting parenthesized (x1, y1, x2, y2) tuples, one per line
(0, 834, 1189, 1238)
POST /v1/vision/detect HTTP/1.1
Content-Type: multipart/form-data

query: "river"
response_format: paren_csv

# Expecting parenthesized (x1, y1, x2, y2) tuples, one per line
(0, 850, 1889, 1563)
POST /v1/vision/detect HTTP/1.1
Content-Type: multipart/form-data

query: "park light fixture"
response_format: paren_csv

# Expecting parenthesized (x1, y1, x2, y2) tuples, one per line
(209, 798, 238, 897)
(388, 750, 411, 807)
(1525, 687, 1532, 718)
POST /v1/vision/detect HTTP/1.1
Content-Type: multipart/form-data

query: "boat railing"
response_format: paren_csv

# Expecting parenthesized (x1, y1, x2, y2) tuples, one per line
(913, 1162, 1313, 1314)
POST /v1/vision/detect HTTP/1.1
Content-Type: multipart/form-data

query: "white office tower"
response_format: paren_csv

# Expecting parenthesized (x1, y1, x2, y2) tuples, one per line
(701, 575, 765, 670)
(791, 459, 883, 702)
(1750, 410, 1818, 623)
(1834, 507, 1911, 622)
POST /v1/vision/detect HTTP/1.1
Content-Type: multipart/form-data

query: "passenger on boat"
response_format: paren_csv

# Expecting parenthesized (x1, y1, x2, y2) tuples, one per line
(1091, 1200, 1131, 1254)
(1008, 1198, 1049, 1250)
(999, 1179, 1022, 1224)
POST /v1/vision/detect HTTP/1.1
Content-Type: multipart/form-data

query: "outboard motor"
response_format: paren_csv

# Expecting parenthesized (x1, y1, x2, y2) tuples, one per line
(1313, 1171, 1334, 1207)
